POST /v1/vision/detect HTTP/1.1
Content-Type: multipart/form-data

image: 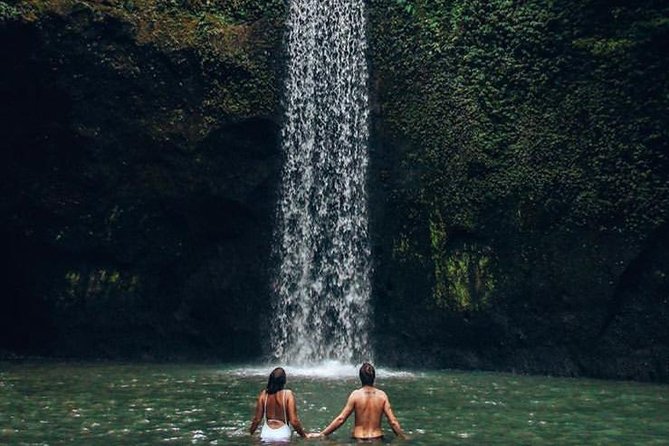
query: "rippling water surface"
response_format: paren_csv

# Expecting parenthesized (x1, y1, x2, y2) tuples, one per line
(1, 362, 667, 445)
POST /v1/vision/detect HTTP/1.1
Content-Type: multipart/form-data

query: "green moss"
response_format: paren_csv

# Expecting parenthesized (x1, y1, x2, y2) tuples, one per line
(16, 0, 285, 122)
(370, 0, 669, 304)
(429, 210, 495, 311)
(61, 269, 141, 306)
(0, 1, 20, 21)
(573, 37, 635, 56)
(65, 271, 82, 299)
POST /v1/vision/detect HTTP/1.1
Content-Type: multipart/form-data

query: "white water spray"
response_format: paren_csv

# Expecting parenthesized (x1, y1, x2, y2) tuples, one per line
(271, 0, 372, 364)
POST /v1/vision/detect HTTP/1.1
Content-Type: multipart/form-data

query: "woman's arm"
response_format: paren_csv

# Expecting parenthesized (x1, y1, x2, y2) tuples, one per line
(286, 390, 307, 438)
(249, 390, 265, 435)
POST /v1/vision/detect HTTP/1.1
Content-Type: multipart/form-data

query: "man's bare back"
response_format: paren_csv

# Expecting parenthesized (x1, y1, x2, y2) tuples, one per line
(349, 386, 404, 439)
(311, 363, 406, 440)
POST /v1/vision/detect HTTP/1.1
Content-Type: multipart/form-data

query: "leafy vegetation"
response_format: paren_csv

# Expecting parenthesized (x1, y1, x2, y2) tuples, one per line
(369, 0, 669, 377)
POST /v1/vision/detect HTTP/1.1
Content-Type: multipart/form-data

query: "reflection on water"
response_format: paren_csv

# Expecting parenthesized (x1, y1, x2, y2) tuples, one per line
(0, 362, 667, 445)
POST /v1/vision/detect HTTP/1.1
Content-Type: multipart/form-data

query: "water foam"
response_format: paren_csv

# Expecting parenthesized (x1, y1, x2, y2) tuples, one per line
(229, 361, 415, 380)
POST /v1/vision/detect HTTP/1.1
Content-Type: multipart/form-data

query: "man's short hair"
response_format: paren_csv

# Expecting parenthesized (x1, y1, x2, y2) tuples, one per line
(359, 362, 375, 386)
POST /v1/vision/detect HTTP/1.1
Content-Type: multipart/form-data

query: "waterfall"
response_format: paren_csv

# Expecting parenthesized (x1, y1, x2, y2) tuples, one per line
(271, 0, 372, 364)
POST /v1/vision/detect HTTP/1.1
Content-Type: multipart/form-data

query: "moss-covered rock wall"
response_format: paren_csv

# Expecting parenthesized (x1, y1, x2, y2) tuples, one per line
(1, 0, 285, 359)
(367, 0, 669, 381)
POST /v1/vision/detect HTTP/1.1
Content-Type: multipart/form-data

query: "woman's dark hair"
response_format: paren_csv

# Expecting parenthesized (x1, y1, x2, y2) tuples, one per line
(359, 362, 375, 386)
(266, 367, 286, 394)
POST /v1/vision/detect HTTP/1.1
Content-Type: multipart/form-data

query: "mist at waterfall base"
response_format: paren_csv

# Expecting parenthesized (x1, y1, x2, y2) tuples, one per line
(231, 360, 413, 380)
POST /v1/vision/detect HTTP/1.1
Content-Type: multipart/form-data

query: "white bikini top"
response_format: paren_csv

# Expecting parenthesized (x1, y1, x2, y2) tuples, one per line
(264, 390, 288, 424)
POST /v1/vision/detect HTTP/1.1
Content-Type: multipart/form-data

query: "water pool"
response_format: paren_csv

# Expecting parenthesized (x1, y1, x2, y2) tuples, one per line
(1, 362, 667, 445)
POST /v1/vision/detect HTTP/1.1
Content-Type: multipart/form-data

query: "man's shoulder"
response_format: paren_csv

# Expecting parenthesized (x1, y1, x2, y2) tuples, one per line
(349, 388, 366, 399)
(354, 386, 388, 397)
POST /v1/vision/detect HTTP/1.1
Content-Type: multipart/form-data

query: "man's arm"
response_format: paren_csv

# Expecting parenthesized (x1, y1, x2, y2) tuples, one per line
(286, 390, 307, 438)
(319, 393, 356, 436)
(249, 391, 265, 435)
(383, 397, 407, 439)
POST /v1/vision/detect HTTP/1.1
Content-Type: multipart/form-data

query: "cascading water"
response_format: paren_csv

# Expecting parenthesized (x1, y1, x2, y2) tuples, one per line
(271, 0, 372, 364)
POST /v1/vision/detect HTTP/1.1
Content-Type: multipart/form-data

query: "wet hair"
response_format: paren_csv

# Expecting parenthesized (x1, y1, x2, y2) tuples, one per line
(266, 367, 286, 394)
(359, 362, 375, 386)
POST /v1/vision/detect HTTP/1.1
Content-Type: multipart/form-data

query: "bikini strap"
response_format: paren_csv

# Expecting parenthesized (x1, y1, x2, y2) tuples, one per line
(283, 390, 288, 423)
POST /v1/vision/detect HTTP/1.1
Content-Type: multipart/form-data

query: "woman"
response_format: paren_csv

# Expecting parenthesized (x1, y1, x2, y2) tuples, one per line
(250, 367, 307, 442)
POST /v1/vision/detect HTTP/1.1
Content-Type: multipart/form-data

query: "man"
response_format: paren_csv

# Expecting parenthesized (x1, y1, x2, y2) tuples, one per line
(310, 362, 407, 440)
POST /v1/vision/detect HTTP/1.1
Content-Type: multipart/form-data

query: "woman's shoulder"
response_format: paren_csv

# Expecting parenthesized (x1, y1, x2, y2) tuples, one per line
(281, 388, 295, 398)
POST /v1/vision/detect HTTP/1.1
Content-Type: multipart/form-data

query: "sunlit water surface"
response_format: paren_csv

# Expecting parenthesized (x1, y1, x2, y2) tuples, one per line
(1, 362, 668, 445)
